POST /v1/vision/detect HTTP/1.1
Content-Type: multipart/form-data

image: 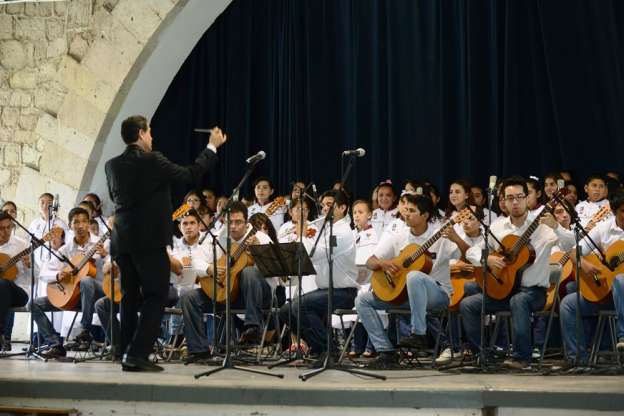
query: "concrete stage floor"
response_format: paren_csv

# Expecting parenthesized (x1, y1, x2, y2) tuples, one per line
(1, 352, 624, 415)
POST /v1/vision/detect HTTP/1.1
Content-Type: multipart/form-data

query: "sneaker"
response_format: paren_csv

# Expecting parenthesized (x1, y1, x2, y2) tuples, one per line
(398, 333, 428, 350)
(366, 352, 400, 370)
(503, 358, 530, 370)
(617, 338, 624, 352)
(435, 347, 454, 364)
(532, 347, 541, 359)
(184, 350, 213, 364)
(238, 326, 262, 346)
(42, 344, 67, 358)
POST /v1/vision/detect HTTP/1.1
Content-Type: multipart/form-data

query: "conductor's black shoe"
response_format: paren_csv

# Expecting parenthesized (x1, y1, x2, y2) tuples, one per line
(238, 326, 262, 345)
(122, 354, 164, 372)
(366, 352, 400, 370)
(398, 333, 428, 350)
(184, 350, 213, 364)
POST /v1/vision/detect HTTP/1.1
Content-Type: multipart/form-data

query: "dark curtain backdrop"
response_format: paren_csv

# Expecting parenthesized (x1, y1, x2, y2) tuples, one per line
(151, 0, 624, 203)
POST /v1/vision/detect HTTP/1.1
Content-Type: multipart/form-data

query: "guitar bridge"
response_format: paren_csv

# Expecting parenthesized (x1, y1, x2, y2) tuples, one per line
(384, 272, 395, 288)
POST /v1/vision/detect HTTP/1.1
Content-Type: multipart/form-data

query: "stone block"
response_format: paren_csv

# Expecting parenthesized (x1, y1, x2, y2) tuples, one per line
(5, 4, 23, 15)
(0, 169, 11, 186)
(33, 41, 47, 64)
(1, 107, 19, 127)
(23, 42, 34, 67)
(3, 143, 20, 166)
(82, 39, 133, 90)
(38, 4, 54, 17)
(57, 92, 105, 140)
(58, 56, 114, 113)
(34, 112, 59, 142)
(19, 108, 40, 130)
(9, 91, 32, 107)
(55, 2, 67, 16)
(0, 68, 8, 86)
(112, 0, 161, 42)
(46, 18, 64, 41)
(0, 126, 12, 141)
(24, 3, 38, 17)
(108, 15, 143, 59)
(148, 0, 176, 19)
(0, 40, 27, 70)
(15, 17, 46, 41)
(67, 0, 92, 29)
(21, 144, 41, 170)
(47, 38, 67, 58)
(68, 35, 89, 62)
(39, 140, 89, 188)
(0, 89, 11, 106)
(34, 82, 66, 116)
(38, 61, 58, 83)
(9, 68, 38, 89)
(56, 125, 97, 160)
(15, 129, 37, 145)
(0, 15, 13, 40)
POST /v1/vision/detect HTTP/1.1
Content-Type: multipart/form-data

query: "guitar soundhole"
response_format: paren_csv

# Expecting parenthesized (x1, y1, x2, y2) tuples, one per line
(402, 260, 411, 268)
(608, 257, 621, 270)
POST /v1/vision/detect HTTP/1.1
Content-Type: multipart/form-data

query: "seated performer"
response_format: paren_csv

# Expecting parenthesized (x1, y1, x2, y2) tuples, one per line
(355, 194, 461, 369)
(278, 189, 359, 365)
(181, 201, 275, 363)
(29, 193, 69, 266)
(371, 180, 398, 236)
(576, 174, 611, 227)
(33, 207, 107, 358)
(0, 212, 33, 351)
(248, 176, 287, 231)
(560, 189, 624, 366)
(461, 176, 574, 369)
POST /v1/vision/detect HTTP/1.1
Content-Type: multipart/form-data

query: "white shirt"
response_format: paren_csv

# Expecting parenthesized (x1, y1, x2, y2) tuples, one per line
(466, 213, 574, 288)
(39, 234, 104, 284)
(578, 216, 624, 256)
(28, 216, 69, 266)
(277, 220, 298, 243)
(354, 224, 378, 285)
(301, 217, 358, 290)
(482, 208, 498, 225)
(373, 224, 457, 294)
(371, 207, 398, 236)
(169, 236, 211, 289)
(248, 201, 287, 233)
(576, 199, 612, 228)
(0, 235, 38, 291)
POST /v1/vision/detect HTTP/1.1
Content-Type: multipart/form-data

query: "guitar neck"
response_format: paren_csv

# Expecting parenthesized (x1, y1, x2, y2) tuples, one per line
(408, 219, 456, 264)
(231, 228, 258, 262)
(73, 232, 110, 272)
(3, 244, 37, 270)
(510, 208, 549, 256)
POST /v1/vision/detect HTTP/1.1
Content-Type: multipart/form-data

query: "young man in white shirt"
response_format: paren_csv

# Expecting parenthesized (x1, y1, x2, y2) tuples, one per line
(32, 207, 107, 358)
(560, 189, 624, 365)
(355, 194, 459, 369)
(0, 212, 32, 351)
(181, 201, 274, 363)
(28, 193, 69, 267)
(278, 190, 359, 364)
(575, 174, 611, 227)
(462, 176, 574, 369)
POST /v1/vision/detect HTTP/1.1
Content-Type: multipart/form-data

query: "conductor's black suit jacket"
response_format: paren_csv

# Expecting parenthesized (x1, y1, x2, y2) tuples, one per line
(105, 144, 217, 256)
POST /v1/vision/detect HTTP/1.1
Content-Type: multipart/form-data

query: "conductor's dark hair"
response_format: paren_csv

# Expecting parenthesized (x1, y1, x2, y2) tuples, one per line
(121, 115, 148, 144)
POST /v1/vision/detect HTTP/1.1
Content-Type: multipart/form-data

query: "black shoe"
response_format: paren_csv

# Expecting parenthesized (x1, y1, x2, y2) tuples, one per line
(367, 351, 400, 370)
(238, 326, 262, 346)
(0, 335, 9, 352)
(184, 350, 213, 364)
(121, 354, 164, 372)
(310, 352, 329, 369)
(42, 344, 67, 358)
(75, 329, 93, 343)
(398, 333, 428, 350)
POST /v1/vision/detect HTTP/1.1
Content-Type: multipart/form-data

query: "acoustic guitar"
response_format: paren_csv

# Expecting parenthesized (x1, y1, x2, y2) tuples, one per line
(47, 231, 110, 310)
(200, 226, 257, 303)
(449, 262, 483, 311)
(477, 191, 564, 300)
(579, 240, 624, 303)
(544, 206, 610, 310)
(371, 208, 473, 305)
(102, 262, 122, 303)
(0, 228, 63, 281)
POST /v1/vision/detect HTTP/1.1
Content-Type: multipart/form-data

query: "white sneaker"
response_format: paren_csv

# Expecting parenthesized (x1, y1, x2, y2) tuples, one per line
(435, 347, 454, 364)
(617, 338, 624, 352)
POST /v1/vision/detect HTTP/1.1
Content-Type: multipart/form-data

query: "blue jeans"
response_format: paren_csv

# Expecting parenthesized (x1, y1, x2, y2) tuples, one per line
(460, 286, 546, 361)
(181, 266, 272, 354)
(355, 271, 449, 353)
(560, 274, 624, 364)
(31, 278, 105, 345)
(279, 287, 357, 354)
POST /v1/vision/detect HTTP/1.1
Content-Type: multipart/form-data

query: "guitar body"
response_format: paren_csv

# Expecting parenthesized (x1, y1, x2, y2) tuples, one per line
(449, 267, 482, 311)
(544, 252, 574, 310)
(371, 243, 433, 305)
(0, 253, 18, 281)
(483, 234, 535, 300)
(47, 254, 97, 310)
(200, 244, 254, 303)
(579, 240, 624, 303)
(102, 268, 123, 303)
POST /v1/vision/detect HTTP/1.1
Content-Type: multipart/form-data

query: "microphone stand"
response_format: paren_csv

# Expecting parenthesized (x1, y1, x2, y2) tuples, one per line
(0, 215, 76, 360)
(477, 188, 496, 369)
(269, 183, 315, 368)
(195, 159, 283, 380)
(299, 154, 385, 381)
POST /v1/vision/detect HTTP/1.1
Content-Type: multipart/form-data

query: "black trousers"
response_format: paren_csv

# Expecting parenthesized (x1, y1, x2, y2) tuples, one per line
(115, 249, 170, 359)
(0, 280, 28, 336)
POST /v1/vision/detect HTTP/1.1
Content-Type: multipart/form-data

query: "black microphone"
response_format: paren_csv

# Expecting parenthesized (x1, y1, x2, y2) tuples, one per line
(245, 150, 266, 164)
(53, 194, 60, 212)
(342, 148, 366, 157)
(194, 128, 213, 134)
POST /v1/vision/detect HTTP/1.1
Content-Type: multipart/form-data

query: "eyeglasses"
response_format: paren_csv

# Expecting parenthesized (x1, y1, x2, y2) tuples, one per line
(230, 220, 246, 226)
(504, 194, 527, 202)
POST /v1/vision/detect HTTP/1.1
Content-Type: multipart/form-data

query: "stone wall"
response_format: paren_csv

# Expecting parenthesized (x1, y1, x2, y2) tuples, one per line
(0, 0, 182, 225)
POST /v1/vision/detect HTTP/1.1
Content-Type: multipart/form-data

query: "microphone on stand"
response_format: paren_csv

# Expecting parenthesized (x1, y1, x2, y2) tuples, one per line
(342, 148, 366, 157)
(52, 194, 60, 217)
(487, 175, 497, 205)
(246, 151, 266, 164)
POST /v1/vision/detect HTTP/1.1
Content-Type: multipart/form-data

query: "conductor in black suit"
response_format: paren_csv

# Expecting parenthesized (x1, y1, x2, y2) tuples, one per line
(105, 115, 226, 371)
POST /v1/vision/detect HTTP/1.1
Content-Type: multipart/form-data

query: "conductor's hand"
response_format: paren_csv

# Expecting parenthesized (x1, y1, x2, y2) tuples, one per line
(209, 127, 227, 149)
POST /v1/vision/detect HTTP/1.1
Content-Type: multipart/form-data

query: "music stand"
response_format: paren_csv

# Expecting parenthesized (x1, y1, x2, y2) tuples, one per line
(250, 242, 316, 278)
